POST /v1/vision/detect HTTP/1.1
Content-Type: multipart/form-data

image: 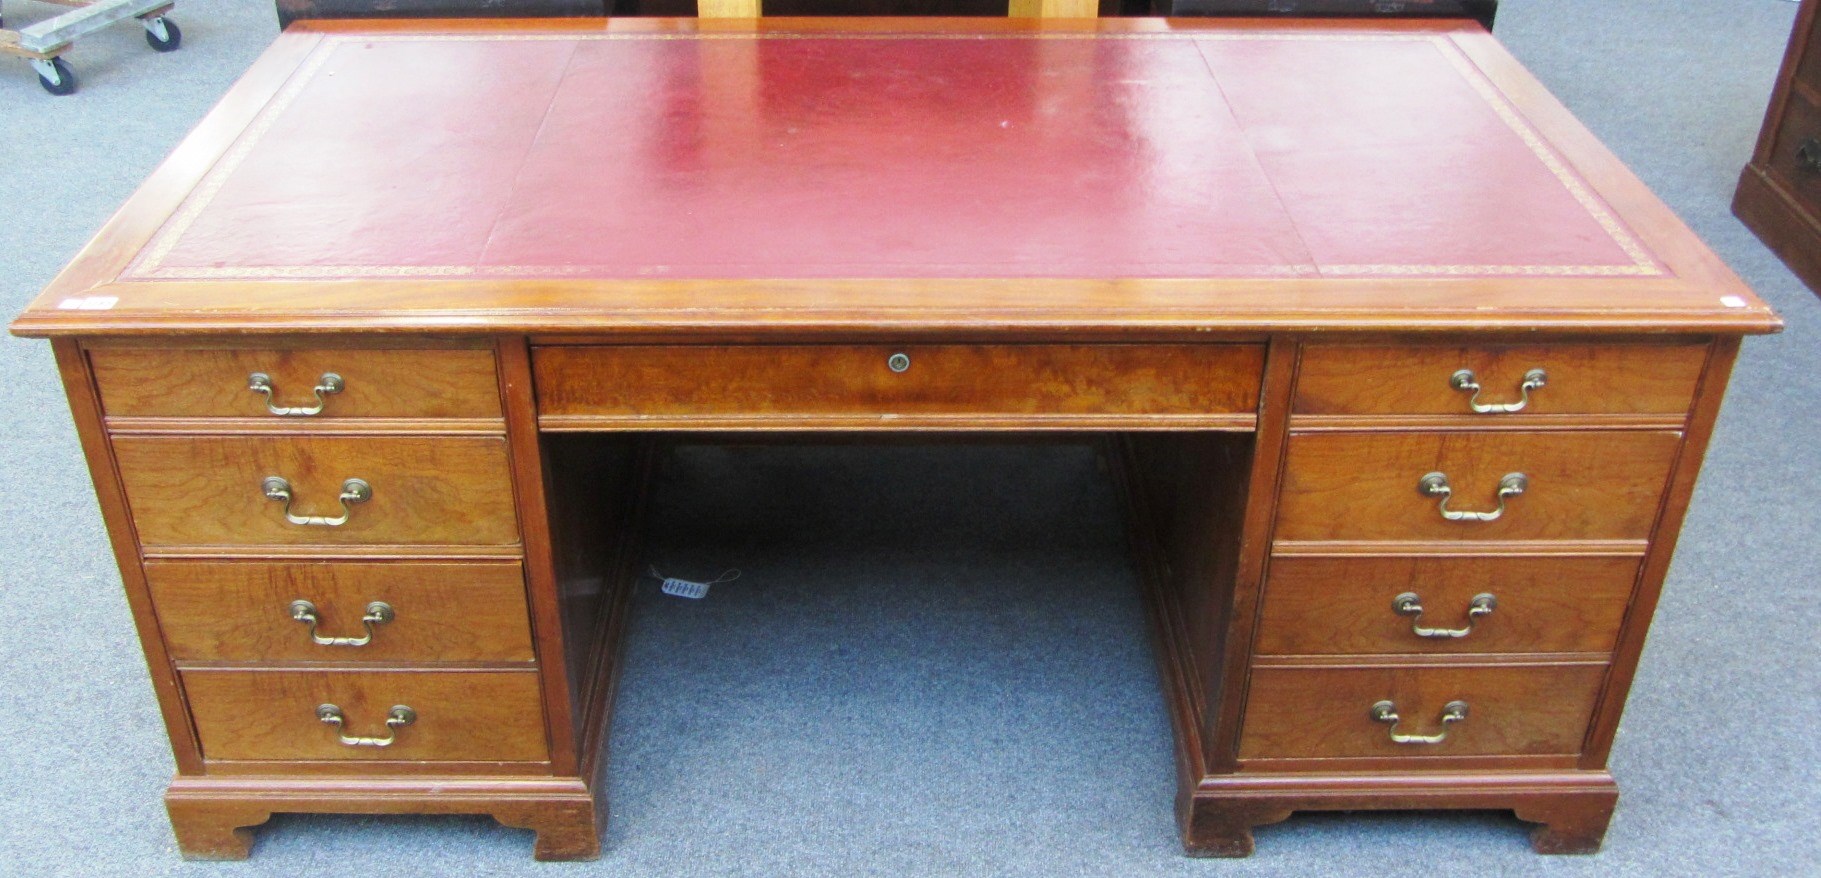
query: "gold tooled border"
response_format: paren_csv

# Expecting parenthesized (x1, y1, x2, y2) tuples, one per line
(126, 30, 1663, 282)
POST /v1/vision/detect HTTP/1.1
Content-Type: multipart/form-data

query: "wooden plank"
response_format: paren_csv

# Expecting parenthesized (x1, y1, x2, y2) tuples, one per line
(1008, 0, 1099, 17)
(697, 0, 762, 15)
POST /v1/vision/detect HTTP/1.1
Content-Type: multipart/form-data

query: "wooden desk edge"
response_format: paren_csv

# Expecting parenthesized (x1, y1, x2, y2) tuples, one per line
(5, 16, 1783, 340)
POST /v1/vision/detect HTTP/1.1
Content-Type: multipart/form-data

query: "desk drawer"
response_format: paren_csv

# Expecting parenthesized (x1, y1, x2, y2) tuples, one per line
(1294, 342, 1706, 418)
(112, 436, 520, 548)
(1255, 555, 1638, 657)
(1238, 664, 1606, 760)
(148, 560, 534, 663)
(182, 669, 548, 763)
(533, 344, 1264, 427)
(1770, 84, 1821, 197)
(1274, 431, 1680, 543)
(89, 347, 502, 421)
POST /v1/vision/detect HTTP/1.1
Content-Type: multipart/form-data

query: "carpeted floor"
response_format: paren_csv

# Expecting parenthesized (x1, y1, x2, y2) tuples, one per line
(1, 1, 1816, 875)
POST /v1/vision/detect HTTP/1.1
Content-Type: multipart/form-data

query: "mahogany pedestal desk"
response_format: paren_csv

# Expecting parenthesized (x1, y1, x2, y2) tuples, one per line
(8, 16, 1782, 861)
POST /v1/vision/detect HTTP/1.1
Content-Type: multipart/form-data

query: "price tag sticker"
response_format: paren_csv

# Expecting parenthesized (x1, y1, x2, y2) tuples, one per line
(650, 566, 740, 600)
(660, 577, 712, 599)
(56, 296, 118, 310)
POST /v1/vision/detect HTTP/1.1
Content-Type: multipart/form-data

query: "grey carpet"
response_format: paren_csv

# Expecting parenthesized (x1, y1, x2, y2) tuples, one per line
(1, 1, 1816, 875)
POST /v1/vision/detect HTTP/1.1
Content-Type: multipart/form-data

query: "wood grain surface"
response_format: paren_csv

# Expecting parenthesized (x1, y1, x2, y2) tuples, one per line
(113, 435, 520, 547)
(183, 668, 548, 762)
(1254, 555, 1639, 656)
(1238, 663, 1607, 759)
(1763, 87, 1821, 221)
(147, 560, 534, 663)
(89, 346, 502, 421)
(1293, 342, 1707, 417)
(534, 344, 1265, 428)
(1734, 0, 1821, 297)
(1274, 430, 1681, 543)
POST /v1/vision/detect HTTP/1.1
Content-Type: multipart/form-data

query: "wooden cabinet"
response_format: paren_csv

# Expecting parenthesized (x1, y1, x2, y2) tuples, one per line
(1155, 0, 1498, 30)
(1158, 335, 1734, 854)
(274, 0, 605, 29)
(45, 338, 590, 857)
(1736, 0, 1821, 296)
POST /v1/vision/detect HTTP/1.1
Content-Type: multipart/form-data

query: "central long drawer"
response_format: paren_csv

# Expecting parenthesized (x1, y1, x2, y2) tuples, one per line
(532, 344, 1266, 429)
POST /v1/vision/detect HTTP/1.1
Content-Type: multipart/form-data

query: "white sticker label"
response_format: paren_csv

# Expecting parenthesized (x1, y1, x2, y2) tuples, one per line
(650, 566, 740, 600)
(1720, 295, 1748, 309)
(56, 296, 119, 310)
(660, 578, 712, 599)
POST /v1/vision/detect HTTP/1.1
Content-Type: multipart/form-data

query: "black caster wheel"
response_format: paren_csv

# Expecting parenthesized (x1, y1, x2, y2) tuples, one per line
(144, 17, 181, 52)
(35, 57, 76, 96)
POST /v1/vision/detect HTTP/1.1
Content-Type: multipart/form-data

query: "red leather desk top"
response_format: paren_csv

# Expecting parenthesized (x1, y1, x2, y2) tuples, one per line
(132, 26, 1648, 281)
(10, 18, 1777, 336)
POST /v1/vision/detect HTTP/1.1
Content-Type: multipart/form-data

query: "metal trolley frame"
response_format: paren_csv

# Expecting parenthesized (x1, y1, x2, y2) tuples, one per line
(1, 0, 181, 95)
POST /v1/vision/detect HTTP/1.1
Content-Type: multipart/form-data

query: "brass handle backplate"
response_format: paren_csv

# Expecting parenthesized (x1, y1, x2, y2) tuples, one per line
(248, 371, 343, 416)
(1418, 471, 1526, 522)
(1370, 700, 1468, 745)
(262, 476, 371, 526)
(1393, 592, 1496, 638)
(316, 703, 415, 748)
(1450, 368, 1546, 413)
(289, 600, 394, 647)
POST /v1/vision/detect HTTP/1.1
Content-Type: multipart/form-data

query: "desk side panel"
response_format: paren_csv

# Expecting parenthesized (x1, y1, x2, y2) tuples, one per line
(512, 329, 657, 784)
(1579, 336, 1739, 766)
(1116, 337, 1297, 789)
(1121, 432, 1254, 758)
(500, 338, 585, 777)
(53, 338, 205, 775)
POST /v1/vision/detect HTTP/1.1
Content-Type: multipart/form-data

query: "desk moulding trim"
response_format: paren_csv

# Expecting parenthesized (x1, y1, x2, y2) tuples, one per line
(1269, 539, 1650, 557)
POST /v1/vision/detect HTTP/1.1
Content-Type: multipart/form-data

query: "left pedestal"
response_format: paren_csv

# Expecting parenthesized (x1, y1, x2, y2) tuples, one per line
(53, 337, 619, 862)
